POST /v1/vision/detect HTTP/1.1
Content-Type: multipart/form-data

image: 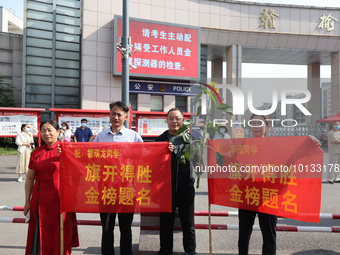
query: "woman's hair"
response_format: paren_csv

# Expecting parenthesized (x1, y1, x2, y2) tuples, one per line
(21, 124, 27, 132)
(250, 114, 270, 127)
(40, 120, 59, 131)
(61, 122, 70, 130)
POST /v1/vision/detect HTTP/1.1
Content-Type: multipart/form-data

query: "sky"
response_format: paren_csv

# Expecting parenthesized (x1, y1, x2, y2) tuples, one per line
(0, 0, 24, 20)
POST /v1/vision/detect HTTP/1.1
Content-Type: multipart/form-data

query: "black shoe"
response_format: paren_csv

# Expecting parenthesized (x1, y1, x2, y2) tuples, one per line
(327, 180, 334, 184)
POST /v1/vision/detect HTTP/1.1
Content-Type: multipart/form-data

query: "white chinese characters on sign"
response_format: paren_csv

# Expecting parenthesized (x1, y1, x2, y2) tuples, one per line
(147, 84, 154, 91)
(131, 27, 193, 72)
(318, 13, 338, 32)
(134, 43, 190, 57)
(142, 29, 192, 42)
(134, 83, 141, 90)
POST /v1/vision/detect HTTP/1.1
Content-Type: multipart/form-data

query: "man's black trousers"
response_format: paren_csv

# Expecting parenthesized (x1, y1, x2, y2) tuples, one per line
(238, 209, 277, 255)
(159, 186, 196, 255)
(100, 212, 134, 255)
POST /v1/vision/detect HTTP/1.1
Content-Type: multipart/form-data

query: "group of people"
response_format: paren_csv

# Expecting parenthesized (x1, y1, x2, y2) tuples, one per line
(20, 101, 322, 255)
(21, 101, 197, 255)
(15, 118, 95, 182)
(58, 119, 95, 143)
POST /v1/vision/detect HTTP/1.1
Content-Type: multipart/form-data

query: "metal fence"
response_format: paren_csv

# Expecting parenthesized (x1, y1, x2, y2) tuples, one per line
(244, 125, 325, 139)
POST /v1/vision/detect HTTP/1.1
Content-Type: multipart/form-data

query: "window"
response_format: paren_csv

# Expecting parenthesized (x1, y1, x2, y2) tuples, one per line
(150, 95, 163, 112)
(25, 0, 81, 113)
(129, 94, 137, 111)
(175, 96, 187, 112)
(129, 94, 137, 128)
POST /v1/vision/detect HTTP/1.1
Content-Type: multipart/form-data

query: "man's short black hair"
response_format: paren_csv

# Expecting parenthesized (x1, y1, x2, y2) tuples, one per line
(109, 101, 129, 113)
(81, 119, 87, 123)
(167, 108, 184, 118)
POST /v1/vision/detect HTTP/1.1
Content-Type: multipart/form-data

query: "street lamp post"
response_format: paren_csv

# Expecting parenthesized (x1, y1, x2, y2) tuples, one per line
(122, 0, 129, 126)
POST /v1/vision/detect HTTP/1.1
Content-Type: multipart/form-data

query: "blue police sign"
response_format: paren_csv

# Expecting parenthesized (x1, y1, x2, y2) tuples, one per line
(130, 81, 199, 96)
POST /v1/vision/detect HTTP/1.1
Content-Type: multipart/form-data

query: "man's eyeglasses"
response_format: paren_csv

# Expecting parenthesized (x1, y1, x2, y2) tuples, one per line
(168, 118, 183, 122)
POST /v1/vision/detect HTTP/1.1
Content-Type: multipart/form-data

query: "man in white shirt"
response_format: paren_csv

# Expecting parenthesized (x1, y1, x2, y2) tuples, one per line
(93, 101, 143, 255)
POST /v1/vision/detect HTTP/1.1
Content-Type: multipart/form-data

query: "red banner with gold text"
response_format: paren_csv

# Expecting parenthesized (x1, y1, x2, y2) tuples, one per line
(207, 136, 323, 223)
(60, 142, 172, 213)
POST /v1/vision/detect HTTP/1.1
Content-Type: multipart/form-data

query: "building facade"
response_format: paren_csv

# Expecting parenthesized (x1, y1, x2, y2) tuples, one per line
(8, 0, 340, 122)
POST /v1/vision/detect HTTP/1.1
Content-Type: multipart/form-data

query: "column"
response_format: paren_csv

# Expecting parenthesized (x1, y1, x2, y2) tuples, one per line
(226, 45, 242, 136)
(331, 52, 340, 116)
(226, 45, 242, 87)
(307, 63, 321, 124)
(211, 59, 223, 120)
(211, 59, 223, 84)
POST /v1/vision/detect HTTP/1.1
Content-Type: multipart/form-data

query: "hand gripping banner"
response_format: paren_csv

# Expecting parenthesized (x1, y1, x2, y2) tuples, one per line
(207, 136, 323, 223)
(60, 142, 172, 213)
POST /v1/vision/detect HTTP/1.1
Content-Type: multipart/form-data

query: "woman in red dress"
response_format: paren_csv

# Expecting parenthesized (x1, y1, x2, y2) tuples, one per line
(24, 120, 79, 255)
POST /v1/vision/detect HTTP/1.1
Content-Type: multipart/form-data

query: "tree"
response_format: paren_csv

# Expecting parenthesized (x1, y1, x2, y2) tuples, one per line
(176, 82, 233, 188)
(0, 75, 16, 106)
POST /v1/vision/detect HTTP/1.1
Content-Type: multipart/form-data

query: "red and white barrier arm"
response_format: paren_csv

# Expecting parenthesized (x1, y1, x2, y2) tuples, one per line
(194, 211, 238, 217)
(0, 206, 24, 211)
(142, 224, 340, 233)
(194, 211, 340, 219)
(2, 206, 340, 220)
(0, 217, 139, 227)
(197, 210, 340, 220)
(142, 211, 340, 219)
(0, 217, 25, 223)
(1, 217, 339, 232)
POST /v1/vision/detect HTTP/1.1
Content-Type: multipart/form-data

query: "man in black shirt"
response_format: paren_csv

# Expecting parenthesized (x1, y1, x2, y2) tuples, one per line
(155, 108, 197, 255)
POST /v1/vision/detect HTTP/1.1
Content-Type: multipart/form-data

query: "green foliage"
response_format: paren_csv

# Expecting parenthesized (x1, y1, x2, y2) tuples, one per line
(216, 104, 233, 115)
(176, 83, 233, 188)
(0, 147, 17, 155)
(177, 119, 192, 143)
(216, 152, 225, 166)
(201, 88, 217, 106)
(0, 137, 16, 148)
(207, 121, 218, 140)
(0, 137, 38, 149)
(0, 75, 16, 107)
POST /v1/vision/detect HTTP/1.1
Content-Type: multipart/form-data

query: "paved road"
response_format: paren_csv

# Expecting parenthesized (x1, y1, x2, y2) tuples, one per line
(0, 153, 339, 255)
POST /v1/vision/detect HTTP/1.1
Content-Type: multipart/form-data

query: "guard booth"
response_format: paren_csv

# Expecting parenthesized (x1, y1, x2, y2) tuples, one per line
(0, 107, 46, 146)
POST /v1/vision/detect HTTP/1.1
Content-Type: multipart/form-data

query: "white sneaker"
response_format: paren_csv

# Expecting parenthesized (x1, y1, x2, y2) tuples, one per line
(17, 177, 22, 182)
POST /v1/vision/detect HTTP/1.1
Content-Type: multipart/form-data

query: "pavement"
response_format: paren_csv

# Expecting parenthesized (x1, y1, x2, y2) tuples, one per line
(0, 151, 340, 255)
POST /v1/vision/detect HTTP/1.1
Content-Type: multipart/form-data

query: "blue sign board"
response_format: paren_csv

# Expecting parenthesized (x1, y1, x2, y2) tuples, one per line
(130, 81, 200, 96)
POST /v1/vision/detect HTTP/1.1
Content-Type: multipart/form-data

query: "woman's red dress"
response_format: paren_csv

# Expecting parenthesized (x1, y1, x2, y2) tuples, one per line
(25, 141, 79, 255)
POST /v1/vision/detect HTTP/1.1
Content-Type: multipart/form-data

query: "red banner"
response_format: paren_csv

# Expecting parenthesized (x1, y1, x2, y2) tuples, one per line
(207, 136, 323, 223)
(60, 142, 172, 213)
